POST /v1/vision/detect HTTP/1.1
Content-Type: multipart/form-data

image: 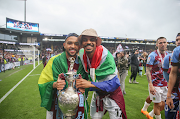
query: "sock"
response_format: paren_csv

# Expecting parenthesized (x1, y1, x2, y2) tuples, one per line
(139, 71, 142, 76)
(142, 101, 150, 111)
(149, 109, 154, 117)
(155, 114, 161, 119)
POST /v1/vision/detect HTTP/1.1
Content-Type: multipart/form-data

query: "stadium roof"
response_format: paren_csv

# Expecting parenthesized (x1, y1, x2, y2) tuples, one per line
(0, 28, 176, 45)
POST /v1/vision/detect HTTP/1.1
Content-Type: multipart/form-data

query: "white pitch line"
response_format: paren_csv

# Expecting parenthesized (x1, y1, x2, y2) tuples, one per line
(29, 74, 41, 76)
(7, 68, 24, 77)
(0, 63, 42, 104)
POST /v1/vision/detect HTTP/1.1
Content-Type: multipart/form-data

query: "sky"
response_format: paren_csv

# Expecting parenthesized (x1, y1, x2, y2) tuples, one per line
(0, 0, 180, 41)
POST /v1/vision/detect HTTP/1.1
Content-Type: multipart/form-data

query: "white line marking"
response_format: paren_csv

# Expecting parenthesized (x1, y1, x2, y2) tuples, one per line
(29, 74, 41, 76)
(0, 63, 42, 104)
(6, 68, 24, 77)
(0, 68, 24, 81)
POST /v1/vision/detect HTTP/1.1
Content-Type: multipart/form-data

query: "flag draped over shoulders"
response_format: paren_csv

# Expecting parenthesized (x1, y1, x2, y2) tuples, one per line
(79, 45, 127, 119)
(79, 45, 117, 81)
(38, 52, 86, 111)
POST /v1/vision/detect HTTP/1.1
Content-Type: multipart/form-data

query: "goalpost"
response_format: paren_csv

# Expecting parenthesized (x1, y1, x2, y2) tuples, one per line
(32, 45, 39, 69)
(17, 42, 40, 69)
(17, 47, 39, 69)
(0, 41, 40, 72)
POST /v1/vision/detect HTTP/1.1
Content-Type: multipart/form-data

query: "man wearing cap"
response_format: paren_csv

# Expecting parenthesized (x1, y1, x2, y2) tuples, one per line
(76, 28, 127, 119)
(38, 33, 87, 119)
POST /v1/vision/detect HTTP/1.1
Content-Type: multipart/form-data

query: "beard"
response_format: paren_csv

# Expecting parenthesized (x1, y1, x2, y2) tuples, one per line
(66, 48, 78, 57)
(84, 44, 95, 54)
(85, 50, 94, 54)
(67, 51, 76, 57)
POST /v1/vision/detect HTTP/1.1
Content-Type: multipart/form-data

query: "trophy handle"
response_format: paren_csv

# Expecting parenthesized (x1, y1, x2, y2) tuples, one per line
(58, 89, 61, 94)
(75, 74, 81, 92)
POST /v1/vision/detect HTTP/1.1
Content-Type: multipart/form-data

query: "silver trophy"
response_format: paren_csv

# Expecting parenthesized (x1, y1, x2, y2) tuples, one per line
(58, 57, 79, 119)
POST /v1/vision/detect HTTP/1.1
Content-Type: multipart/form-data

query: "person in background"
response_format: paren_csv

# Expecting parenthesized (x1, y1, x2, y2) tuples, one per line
(114, 52, 121, 80)
(142, 52, 148, 75)
(0, 56, 2, 72)
(165, 33, 180, 119)
(129, 49, 139, 84)
(141, 37, 168, 119)
(126, 52, 131, 71)
(42, 55, 47, 68)
(118, 51, 128, 95)
(138, 56, 143, 77)
(163, 33, 180, 83)
(12, 55, 15, 70)
(114, 52, 120, 67)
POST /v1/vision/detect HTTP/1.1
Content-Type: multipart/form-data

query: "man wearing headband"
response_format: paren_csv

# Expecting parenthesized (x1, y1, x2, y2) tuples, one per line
(166, 33, 180, 119)
(76, 28, 127, 119)
(38, 33, 87, 119)
(141, 37, 168, 119)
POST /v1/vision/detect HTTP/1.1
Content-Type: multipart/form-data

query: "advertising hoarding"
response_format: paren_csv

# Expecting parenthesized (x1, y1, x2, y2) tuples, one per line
(6, 17, 39, 32)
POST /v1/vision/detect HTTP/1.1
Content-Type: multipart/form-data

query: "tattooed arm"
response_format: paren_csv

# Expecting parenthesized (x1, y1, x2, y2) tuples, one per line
(146, 66, 156, 95)
(166, 66, 178, 109)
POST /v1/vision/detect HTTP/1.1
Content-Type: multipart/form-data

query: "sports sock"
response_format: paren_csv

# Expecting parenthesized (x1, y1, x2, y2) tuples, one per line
(155, 114, 161, 119)
(139, 71, 142, 76)
(142, 101, 150, 111)
(149, 109, 154, 117)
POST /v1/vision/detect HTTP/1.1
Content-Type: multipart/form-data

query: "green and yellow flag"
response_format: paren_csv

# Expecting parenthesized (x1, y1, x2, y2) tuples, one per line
(38, 52, 87, 111)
